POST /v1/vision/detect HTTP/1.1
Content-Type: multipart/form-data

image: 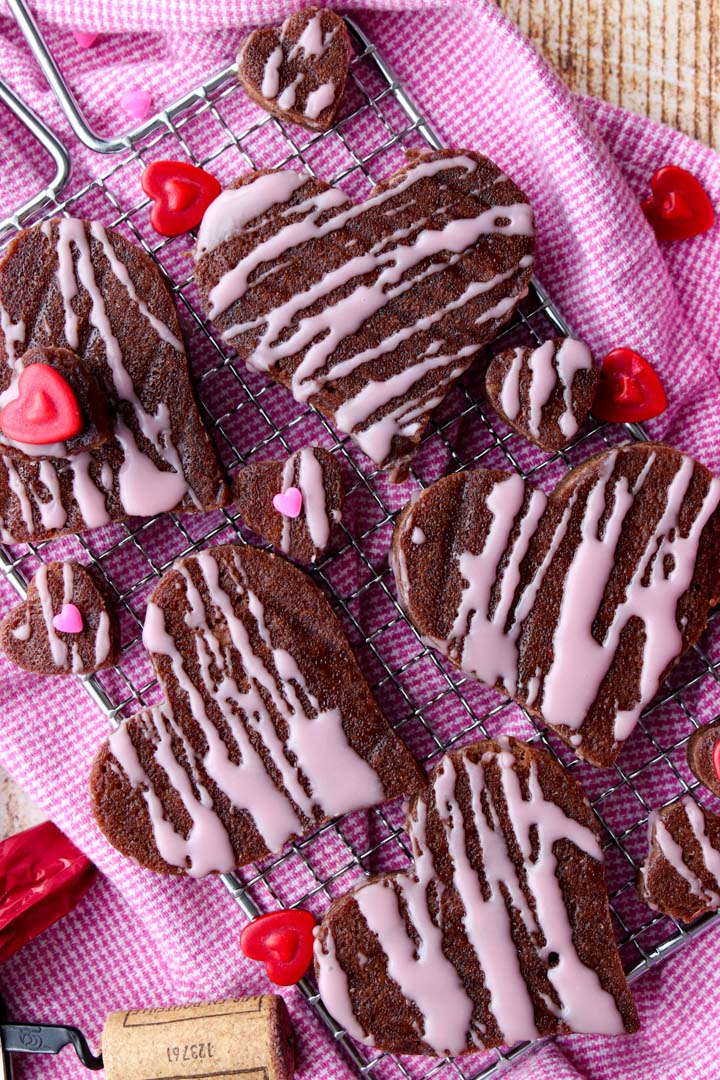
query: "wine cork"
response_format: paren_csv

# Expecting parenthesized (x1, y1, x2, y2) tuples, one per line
(102, 995, 294, 1080)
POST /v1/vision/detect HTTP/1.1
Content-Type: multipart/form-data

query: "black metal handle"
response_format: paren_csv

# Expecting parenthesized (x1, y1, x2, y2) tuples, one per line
(0, 1024, 103, 1070)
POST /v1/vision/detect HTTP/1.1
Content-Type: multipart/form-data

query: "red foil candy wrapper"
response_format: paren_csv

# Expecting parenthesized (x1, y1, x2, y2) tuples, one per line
(0, 820, 96, 963)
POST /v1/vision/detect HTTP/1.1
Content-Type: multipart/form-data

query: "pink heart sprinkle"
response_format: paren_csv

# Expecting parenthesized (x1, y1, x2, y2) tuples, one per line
(272, 487, 303, 519)
(72, 30, 98, 48)
(121, 89, 153, 121)
(52, 603, 83, 635)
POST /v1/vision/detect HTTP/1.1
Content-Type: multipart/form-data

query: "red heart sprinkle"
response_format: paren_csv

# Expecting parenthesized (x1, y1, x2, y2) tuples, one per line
(712, 741, 720, 787)
(642, 165, 715, 241)
(240, 909, 316, 986)
(141, 161, 221, 237)
(0, 364, 83, 444)
(592, 348, 667, 424)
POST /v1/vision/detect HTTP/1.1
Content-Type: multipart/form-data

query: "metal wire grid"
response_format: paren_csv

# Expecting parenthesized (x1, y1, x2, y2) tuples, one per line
(1, 12, 720, 1080)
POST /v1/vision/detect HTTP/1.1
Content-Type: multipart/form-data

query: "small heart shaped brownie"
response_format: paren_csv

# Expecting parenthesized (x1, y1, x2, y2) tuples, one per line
(0, 561, 120, 676)
(195, 149, 535, 482)
(687, 720, 720, 799)
(0, 217, 227, 543)
(314, 737, 638, 1054)
(485, 338, 598, 451)
(232, 446, 344, 564)
(392, 443, 720, 767)
(0, 346, 113, 460)
(638, 797, 720, 922)
(238, 8, 351, 132)
(90, 544, 424, 876)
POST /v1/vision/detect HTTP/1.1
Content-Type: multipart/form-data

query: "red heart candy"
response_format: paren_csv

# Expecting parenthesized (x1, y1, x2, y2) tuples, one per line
(592, 347, 667, 424)
(642, 165, 715, 241)
(712, 741, 720, 787)
(141, 161, 221, 237)
(0, 364, 83, 444)
(240, 910, 316, 986)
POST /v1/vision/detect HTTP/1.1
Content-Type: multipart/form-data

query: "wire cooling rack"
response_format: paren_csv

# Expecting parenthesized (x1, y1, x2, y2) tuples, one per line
(2, 6, 720, 1079)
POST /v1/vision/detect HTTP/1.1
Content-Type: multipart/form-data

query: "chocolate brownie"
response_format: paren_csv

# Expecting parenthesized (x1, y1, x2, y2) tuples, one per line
(194, 149, 535, 482)
(687, 720, 720, 798)
(0, 217, 227, 543)
(314, 736, 638, 1054)
(391, 443, 720, 767)
(0, 345, 113, 459)
(232, 446, 344, 564)
(638, 797, 720, 923)
(238, 8, 351, 132)
(90, 543, 425, 876)
(485, 337, 598, 451)
(0, 561, 119, 675)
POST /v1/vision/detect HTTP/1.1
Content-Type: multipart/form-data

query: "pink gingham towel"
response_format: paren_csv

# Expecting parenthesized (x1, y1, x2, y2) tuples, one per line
(1, 1, 720, 1078)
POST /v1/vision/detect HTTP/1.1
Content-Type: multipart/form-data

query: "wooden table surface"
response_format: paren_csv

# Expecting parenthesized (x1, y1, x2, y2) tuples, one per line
(500, 0, 719, 149)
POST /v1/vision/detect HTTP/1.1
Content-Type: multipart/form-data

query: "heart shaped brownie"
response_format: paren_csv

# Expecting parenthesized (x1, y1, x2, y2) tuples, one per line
(238, 8, 351, 132)
(194, 149, 535, 481)
(90, 544, 424, 876)
(392, 443, 720, 767)
(485, 337, 598, 451)
(232, 446, 344, 564)
(0, 561, 119, 676)
(687, 720, 720, 798)
(0, 218, 227, 543)
(638, 797, 720, 922)
(314, 736, 638, 1054)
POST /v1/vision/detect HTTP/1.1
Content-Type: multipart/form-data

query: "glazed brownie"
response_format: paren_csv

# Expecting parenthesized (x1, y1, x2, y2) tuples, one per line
(485, 337, 598, 451)
(638, 797, 720, 923)
(314, 736, 638, 1054)
(391, 443, 720, 767)
(232, 446, 344, 564)
(194, 149, 535, 481)
(0, 561, 119, 676)
(238, 8, 351, 132)
(90, 543, 425, 876)
(0, 217, 227, 542)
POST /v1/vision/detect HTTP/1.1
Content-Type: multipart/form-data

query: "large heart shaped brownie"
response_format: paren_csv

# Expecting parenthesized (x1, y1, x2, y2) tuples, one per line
(639, 797, 720, 923)
(0, 560, 119, 676)
(194, 150, 535, 481)
(238, 8, 351, 132)
(314, 737, 638, 1054)
(0, 218, 227, 543)
(90, 544, 424, 876)
(391, 443, 720, 767)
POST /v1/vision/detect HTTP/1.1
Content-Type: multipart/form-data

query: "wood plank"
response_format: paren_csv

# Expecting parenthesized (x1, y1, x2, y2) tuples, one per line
(498, 0, 720, 148)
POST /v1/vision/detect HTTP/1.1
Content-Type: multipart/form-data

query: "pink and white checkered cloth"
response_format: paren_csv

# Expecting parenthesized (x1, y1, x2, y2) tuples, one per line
(0, 1, 719, 1077)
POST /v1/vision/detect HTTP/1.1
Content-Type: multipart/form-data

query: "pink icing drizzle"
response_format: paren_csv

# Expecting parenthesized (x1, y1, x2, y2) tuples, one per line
(196, 173, 310, 257)
(260, 45, 284, 98)
(304, 81, 336, 119)
(498, 338, 593, 440)
(542, 453, 720, 740)
(644, 798, 720, 911)
(8, 217, 197, 528)
(316, 739, 625, 1050)
(405, 448, 720, 751)
(110, 548, 384, 876)
(199, 155, 533, 467)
